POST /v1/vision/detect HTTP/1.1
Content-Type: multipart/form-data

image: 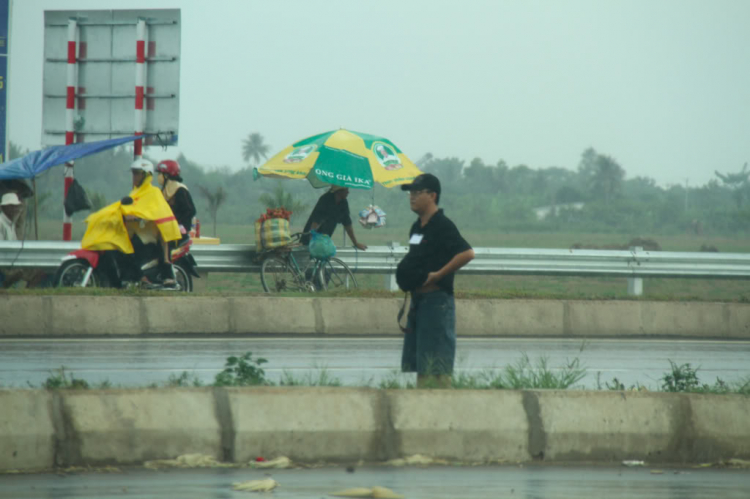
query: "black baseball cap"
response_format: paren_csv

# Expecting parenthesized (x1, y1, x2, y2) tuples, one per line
(400, 173, 441, 195)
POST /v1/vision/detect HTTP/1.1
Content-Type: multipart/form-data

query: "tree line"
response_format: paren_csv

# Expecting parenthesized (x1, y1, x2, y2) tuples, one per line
(8, 135, 750, 237)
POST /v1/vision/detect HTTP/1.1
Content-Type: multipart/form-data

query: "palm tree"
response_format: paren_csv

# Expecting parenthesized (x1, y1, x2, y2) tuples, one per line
(258, 182, 309, 223)
(591, 155, 625, 204)
(416, 152, 433, 168)
(242, 133, 270, 166)
(715, 163, 749, 209)
(197, 185, 228, 237)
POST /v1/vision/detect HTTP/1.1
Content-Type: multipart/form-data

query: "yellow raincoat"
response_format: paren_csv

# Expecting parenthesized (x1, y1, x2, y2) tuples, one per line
(81, 178, 181, 253)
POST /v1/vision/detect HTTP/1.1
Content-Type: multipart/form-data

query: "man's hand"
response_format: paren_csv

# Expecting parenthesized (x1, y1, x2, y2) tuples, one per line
(343, 224, 366, 251)
(422, 271, 440, 287)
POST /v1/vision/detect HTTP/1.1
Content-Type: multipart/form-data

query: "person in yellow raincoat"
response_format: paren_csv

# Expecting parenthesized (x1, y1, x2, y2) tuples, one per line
(81, 159, 181, 287)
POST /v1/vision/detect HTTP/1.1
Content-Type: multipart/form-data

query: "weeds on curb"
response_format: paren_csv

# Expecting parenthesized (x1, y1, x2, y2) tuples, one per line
(660, 360, 750, 394)
(166, 371, 204, 388)
(280, 367, 342, 387)
(213, 352, 269, 386)
(661, 361, 702, 392)
(42, 366, 103, 390)
(20, 354, 750, 395)
(503, 354, 586, 390)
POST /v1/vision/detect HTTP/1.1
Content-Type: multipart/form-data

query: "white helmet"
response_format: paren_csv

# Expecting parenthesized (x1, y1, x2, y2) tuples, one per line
(130, 159, 154, 176)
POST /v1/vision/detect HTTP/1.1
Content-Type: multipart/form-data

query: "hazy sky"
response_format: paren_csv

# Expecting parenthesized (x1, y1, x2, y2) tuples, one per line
(8, 0, 750, 187)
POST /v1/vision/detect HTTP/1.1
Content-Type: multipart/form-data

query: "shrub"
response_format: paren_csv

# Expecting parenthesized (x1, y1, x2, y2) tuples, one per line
(214, 352, 269, 386)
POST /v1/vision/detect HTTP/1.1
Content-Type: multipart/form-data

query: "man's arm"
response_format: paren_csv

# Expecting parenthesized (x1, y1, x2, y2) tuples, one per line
(344, 224, 367, 250)
(423, 248, 474, 286)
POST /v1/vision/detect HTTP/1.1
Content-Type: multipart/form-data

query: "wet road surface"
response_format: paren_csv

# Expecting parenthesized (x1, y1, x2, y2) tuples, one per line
(1, 465, 749, 499)
(0, 337, 748, 389)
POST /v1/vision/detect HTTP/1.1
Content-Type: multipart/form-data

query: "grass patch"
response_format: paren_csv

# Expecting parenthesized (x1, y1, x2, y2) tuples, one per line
(40, 367, 112, 390)
(279, 367, 342, 387)
(375, 354, 585, 390)
(502, 354, 587, 389)
(20, 354, 750, 395)
(660, 361, 750, 395)
(165, 371, 204, 388)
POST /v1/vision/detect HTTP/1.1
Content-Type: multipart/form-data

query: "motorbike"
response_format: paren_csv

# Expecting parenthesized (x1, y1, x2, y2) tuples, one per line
(55, 237, 199, 292)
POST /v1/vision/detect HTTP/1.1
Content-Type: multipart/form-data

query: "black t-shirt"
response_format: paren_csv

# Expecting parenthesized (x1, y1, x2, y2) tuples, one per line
(405, 209, 471, 294)
(301, 192, 352, 245)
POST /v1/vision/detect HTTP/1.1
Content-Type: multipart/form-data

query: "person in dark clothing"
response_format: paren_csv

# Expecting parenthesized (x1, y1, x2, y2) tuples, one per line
(301, 185, 367, 250)
(397, 173, 474, 388)
(156, 159, 197, 245)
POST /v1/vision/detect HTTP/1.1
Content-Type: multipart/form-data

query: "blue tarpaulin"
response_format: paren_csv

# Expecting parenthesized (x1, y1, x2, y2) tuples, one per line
(0, 135, 145, 180)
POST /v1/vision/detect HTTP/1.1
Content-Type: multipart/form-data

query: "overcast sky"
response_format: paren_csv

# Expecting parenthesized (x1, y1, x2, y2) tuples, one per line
(8, 0, 750, 187)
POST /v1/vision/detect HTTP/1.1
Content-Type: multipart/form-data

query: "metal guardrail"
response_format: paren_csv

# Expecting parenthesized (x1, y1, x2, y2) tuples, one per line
(2, 241, 750, 279)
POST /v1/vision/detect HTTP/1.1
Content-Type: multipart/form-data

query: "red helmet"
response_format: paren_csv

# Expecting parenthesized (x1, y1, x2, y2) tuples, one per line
(156, 159, 181, 178)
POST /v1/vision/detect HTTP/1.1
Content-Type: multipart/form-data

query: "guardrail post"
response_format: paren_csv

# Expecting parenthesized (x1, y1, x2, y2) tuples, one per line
(627, 246, 643, 296)
(385, 241, 400, 292)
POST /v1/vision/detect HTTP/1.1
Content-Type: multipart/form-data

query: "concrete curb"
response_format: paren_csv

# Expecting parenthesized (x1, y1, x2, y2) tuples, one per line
(1, 387, 749, 471)
(1, 296, 749, 338)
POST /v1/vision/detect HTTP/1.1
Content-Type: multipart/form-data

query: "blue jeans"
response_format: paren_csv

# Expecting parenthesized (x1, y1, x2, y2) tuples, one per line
(401, 290, 456, 375)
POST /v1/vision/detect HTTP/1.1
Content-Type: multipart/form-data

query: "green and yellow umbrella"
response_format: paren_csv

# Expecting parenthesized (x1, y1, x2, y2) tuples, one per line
(254, 129, 423, 189)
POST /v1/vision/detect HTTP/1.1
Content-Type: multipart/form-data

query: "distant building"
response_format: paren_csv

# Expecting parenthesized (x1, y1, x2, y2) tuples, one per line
(533, 202, 585, 221)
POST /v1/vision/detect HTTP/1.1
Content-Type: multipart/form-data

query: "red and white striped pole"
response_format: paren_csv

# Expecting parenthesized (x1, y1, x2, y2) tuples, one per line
(134, 19, 146, 160)
(63, 18, 78, 241)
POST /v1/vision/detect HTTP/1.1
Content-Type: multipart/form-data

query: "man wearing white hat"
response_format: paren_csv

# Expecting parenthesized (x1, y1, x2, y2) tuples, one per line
(1, 192, 27, 288)
(0, 192, 48, 288)
(0, 192, 22, 241)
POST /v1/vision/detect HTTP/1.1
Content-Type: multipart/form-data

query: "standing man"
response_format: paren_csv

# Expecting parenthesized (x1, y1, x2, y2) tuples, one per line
(397, 173, 474, 388)
(301, 185, 367, 250)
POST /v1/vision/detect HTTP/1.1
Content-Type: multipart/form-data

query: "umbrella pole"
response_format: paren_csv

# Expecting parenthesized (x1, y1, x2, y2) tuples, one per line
(32, 177, 39, 240)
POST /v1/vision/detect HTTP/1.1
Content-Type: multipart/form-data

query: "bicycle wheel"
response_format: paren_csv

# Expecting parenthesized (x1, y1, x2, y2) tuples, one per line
(317, 257, 358, 291)
(173, 263, 193, 292)
(260, 256, 306, 293)
(55, 259, 99, 288)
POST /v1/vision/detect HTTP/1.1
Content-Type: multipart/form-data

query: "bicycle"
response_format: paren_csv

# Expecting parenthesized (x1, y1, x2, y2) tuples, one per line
(259, 232, 358, 293)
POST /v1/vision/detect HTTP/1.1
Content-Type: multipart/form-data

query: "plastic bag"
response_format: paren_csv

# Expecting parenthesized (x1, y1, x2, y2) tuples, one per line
(255, 218, 292, 249)
(308, 230, 336, 259)
(64, 179, 92, 216)
(358, 205, 386, 229)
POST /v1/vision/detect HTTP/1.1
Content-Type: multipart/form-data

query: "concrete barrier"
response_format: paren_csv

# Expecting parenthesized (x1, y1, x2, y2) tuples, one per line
(535, 390, 680, 462)
(458, 299, 565, 337)
(51, 389, 222, 466)
(228, 387, 386, 462)
(1, 295, 749, 338)
(1, 387, 748, 471)
(231, 297, 320, 335)
(388, 390, 530, 462)
(0, 390, 56, 470)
